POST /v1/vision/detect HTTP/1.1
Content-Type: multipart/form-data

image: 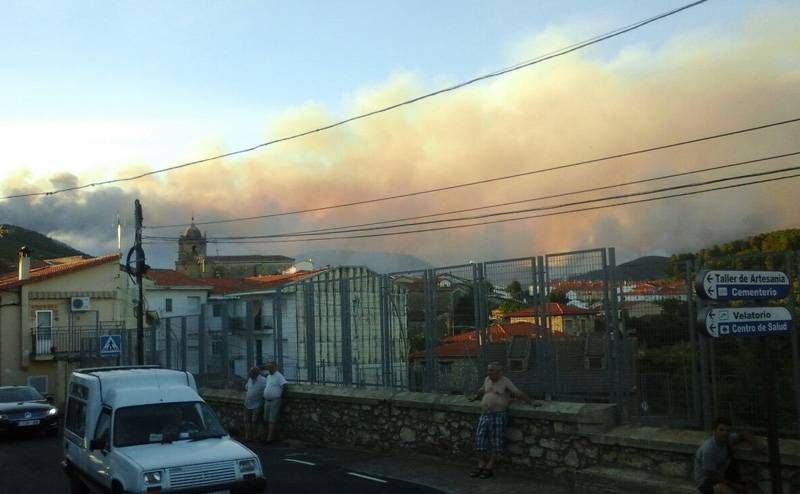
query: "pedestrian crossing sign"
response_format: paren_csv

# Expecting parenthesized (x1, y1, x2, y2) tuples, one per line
(99, 335, 122, 356)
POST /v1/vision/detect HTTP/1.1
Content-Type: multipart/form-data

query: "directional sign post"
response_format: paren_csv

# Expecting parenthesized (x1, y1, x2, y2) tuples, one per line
(99, 335, 122, 357)
(695, 268, 794, 494)
(698, 306, 793, 338)
(696, 270, 791, 301)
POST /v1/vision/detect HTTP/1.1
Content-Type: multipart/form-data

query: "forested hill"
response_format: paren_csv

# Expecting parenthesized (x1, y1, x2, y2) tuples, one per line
(666, 229, 800, 275)
(0, 224, 86, 272)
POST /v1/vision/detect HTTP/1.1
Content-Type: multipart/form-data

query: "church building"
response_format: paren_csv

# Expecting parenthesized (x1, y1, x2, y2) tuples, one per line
(175, 222, 294, 279)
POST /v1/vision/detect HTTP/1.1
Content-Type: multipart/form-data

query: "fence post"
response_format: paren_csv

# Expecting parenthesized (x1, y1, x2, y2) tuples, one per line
(601, 249, 616, 416)
(275, 288, 284, 372)
(304, 282, 317, 383)
(198, 304, 206, 384)
(245, 300, 255, 370)
(695, 258, 714, 429)
(150, 320, 158, 366)
(537, 256, 552, 399)
(222, 300, 231, 386)
(379, 275, 391, 386)
(607, 248, 624, 421)
(687, 259, 704, 428)
(785, 251, 800, 434)
(165, 318, 172, 369)
(340, 278, 353, 386)
(180, 317, 187, 372)
(423, 269, 437, 392)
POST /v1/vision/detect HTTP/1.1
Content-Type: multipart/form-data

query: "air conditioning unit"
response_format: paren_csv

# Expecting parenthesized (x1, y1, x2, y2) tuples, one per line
(70, 296, 91, 312)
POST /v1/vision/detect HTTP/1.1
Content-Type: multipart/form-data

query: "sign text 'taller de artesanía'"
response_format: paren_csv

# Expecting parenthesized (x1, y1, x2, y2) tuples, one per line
(695, 270, 790, 301)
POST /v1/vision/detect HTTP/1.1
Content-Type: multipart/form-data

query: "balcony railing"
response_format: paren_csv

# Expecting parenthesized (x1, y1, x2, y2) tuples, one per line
(30, 323, 126, 357)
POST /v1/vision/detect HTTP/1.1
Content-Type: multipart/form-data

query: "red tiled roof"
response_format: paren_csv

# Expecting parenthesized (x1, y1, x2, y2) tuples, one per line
(205, 278, 274, 295)
(207, 269, 327, 295)
(0, 258, 48, 275)
(413, 322, 544, 359)
(245, 269, 327, 288)
(506, 303, 598, 318)
(0, 254, 121, 290)
(146, 269, 211, 287)
(550, 280, 606, 291)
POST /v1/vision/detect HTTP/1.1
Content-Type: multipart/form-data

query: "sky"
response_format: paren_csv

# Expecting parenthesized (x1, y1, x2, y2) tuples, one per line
(1, 0, 799, 269)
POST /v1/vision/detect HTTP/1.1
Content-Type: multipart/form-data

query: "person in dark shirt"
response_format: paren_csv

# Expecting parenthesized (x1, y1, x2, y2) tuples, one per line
(694, 417, 761, 493)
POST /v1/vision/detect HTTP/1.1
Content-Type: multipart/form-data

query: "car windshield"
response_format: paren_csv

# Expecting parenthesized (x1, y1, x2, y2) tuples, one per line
(114, 402, 227, 447)
(0, 387, 43, 403)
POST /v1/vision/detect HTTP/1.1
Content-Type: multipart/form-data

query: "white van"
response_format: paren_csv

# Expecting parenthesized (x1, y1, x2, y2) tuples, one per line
(61, 366, 266, 494)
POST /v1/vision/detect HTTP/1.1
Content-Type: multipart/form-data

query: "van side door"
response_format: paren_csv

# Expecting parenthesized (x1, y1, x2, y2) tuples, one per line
(86, 407, 113, 489)
(63, 393, 89, 475)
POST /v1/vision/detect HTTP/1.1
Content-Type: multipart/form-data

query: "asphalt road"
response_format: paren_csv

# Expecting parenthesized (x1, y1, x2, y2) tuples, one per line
(0, 430, 446, 494)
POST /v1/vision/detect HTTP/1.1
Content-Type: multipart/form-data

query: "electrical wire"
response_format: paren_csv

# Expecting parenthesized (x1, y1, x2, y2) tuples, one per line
(142, 168, 800, 244)
(145, 116, 800, 229)
(143, 150, 799, 239)
(0, 1, 710, 203)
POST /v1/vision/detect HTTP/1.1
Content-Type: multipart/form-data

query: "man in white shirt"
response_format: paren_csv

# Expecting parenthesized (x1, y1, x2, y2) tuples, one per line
(243, 367, 266, 441)
(262, 360, 288, 444)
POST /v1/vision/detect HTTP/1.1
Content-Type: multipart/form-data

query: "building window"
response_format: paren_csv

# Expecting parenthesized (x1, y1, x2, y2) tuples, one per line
(507, 335, 532, 372)
(585, 356, 606, 370)
(165, 298, 173, 313)
(212, 303, 221, 317)
(28, 376, 48, 394)
(256, 339, 263, 365)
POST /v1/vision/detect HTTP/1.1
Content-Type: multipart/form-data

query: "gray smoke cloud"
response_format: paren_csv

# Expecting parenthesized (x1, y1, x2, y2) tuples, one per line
(2, 3, 799, 269)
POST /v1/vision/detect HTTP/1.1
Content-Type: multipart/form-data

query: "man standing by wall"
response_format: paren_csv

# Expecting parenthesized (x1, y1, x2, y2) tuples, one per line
(262, 360, 288, 444)
(469, 361, 540, 479)
(243, 366, 266, 441)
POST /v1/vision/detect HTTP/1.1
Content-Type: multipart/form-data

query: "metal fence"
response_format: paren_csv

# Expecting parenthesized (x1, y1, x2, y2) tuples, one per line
(620, 250, 800, 436)
(61, 248, 797, 435)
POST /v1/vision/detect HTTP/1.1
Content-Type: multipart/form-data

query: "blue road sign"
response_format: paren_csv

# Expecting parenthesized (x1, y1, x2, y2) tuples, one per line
(696, 270, 790, 301)
(99, 335, 122, 356)
(698, 307, 793, 338)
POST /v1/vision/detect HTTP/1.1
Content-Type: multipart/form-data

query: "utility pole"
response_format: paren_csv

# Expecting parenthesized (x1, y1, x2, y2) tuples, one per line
(126, 200, 147, 364)
(135, 200, 144, 364)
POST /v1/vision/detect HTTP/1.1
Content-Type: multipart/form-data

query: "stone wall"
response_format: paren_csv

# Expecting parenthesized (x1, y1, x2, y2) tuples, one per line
(203, 385, 800, 492)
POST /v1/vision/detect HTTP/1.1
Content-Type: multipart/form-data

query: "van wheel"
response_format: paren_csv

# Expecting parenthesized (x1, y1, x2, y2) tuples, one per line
(111, 480, 124, 494)
(68, 473, 89, 494)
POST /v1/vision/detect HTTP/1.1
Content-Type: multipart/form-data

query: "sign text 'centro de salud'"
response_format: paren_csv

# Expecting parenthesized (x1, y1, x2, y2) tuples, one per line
(698, 307, 793, 338)
(695, 270, 791, 301)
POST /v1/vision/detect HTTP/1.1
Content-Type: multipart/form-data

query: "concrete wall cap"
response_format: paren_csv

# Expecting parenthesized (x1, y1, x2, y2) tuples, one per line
(589, 425, 800, 466)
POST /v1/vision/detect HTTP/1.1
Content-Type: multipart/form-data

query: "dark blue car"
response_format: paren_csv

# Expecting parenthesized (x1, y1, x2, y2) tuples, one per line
(0, 386, 59, 436)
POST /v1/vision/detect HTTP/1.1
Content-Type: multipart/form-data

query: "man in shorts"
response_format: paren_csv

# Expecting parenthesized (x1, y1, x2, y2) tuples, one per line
(468, 362, 541, 479)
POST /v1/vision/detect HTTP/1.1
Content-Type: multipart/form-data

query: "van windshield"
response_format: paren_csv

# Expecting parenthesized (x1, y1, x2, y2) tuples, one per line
(113, 402, 227, 447)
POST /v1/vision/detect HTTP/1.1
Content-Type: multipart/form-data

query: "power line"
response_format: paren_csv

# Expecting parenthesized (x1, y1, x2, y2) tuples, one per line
(142, 167, 800, 244)
(0, 1, 709, 203)
(145, 116, 800, 229)
(144, 150, 799, 239)
(150, 163, 800, 239)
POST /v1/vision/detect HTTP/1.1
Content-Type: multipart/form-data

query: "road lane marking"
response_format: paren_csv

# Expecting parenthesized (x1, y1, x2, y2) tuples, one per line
(347, 472, 387, 483)
(282, 458, 317, 466)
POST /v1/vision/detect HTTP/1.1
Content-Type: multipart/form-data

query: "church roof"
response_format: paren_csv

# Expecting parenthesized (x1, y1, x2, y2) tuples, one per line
(181, 222, 203, 241)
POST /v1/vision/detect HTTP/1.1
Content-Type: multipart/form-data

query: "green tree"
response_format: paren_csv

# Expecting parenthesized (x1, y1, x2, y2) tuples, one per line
(506, 280, 524, 302)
